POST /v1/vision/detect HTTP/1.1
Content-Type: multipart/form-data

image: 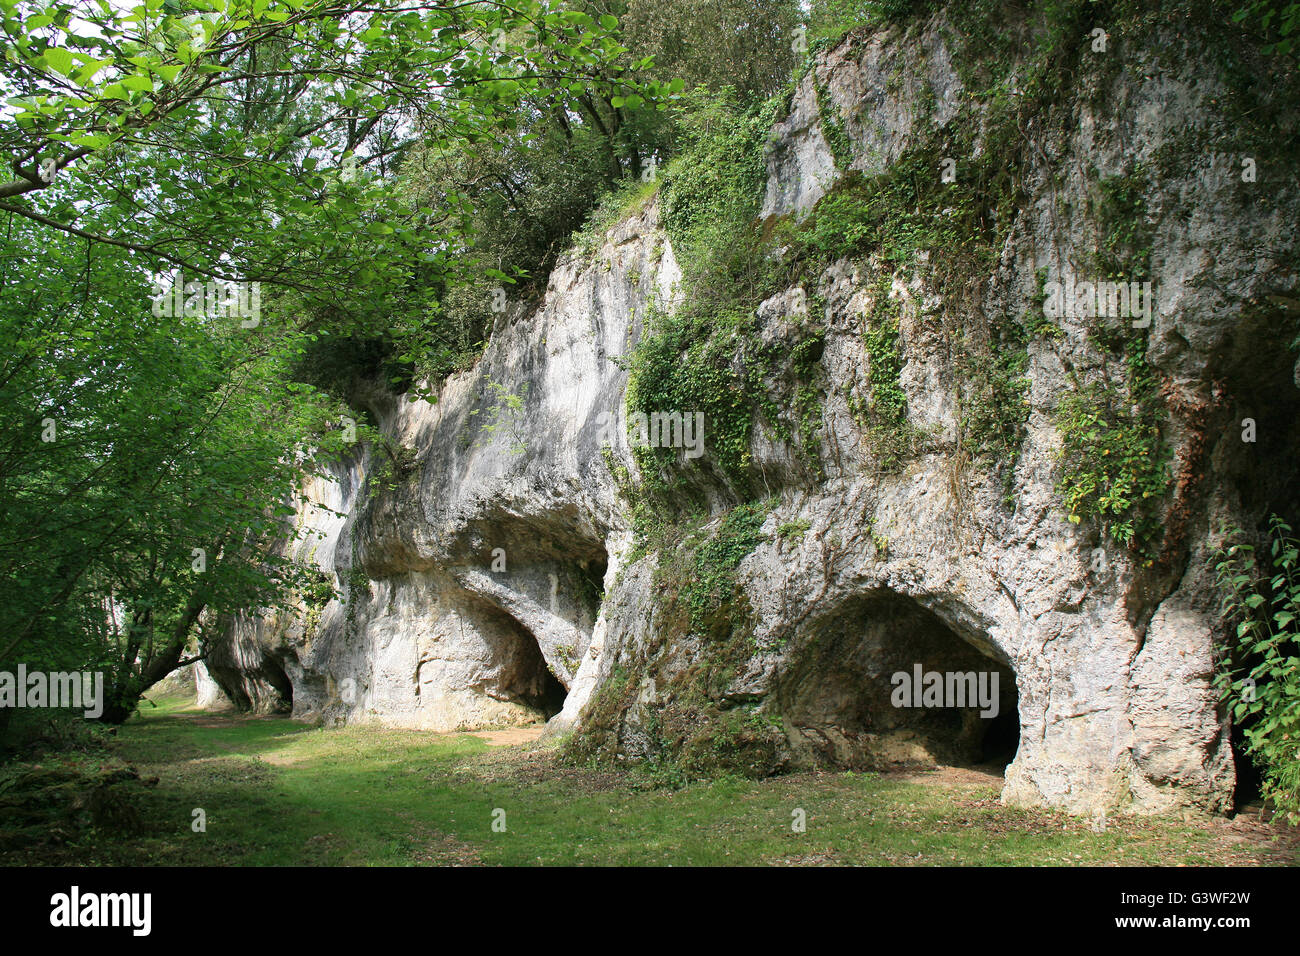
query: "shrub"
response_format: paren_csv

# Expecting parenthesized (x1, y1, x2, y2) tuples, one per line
(1213, 516, 1300, 823)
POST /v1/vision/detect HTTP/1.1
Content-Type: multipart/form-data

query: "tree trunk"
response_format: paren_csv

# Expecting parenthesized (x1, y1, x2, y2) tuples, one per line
(96, 591, 207, 724)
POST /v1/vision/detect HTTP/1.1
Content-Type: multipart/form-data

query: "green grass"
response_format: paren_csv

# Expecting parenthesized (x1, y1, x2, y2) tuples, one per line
(5, 696, 1294, 866)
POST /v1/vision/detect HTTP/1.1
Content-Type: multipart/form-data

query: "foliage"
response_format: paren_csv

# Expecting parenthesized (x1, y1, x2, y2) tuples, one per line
(861, 287, 908, 425)
(367, 441, 420, 494)
(812, 76, 854, 171)
(624, 88, 820, 513)
(1094, 169, 1153, 281)
(856, 281, 919, 472)
(469, 380, 529, 455)
(1, 0, 646, 291)
(775, 518, 811, 543)
(0, 0, 649, 718)
(958, 315, 1032, 498)
(785, 147, 998, 275)
(679, 501, 771, 634)
(621, 0, 1288, 559)
(625, 302, 756, 501)
(808, 0, 930, 43)
(568, 175, 660, 260)
(1232, 0, 1300, 53)
(1213, 517, 1300, 823)
(2, 0, 673, 408)
(658, 86, 772, 268)
(1056, 179, 1167, 557)
(0, 213, 354, 721)
(374, 0, 801, 393)
(1054, 333, 1169, 554)
(597, 0, 803, 105)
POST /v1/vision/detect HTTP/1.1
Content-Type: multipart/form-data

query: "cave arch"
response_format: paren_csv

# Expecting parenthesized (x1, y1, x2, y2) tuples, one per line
(480, 604, 569, 721)
(513, 631, 567, 720)
(469, 542, 609, 724)
(773, 590, 1020, 772)
(204, 614, 295, 714)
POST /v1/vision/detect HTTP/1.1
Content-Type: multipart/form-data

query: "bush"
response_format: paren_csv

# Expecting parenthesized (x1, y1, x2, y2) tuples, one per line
(808, 0, 929, 42)
(1213, 516, 1300, 823)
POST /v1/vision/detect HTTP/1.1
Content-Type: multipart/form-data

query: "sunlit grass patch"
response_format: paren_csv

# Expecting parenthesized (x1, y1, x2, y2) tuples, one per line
(3, 710, 1290, 867)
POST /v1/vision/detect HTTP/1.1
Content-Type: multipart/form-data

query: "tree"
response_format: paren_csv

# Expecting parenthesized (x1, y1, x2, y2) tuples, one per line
(0, 203, 360, 721)
(598, 0, 802, 105)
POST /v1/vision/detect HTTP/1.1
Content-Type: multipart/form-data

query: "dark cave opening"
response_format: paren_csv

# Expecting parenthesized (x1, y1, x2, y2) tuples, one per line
(1230, 718, 1263, 811)
(1205, 309, 1299, 813)
(978, 701, 1021, 769)
(264, 655, 294, 712)
(486, 605, 569, 722)
(776, 591, 1021, 773)
(579, 555, 609, 616)
(471, 537, 609, 723)
(521, 663, 568, 720)
(207, 637, 294, 714)
(504, 625, 568, 721)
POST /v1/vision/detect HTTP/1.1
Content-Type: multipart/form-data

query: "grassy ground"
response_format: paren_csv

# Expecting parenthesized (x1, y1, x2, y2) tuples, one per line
(3, 695, 1297, 866)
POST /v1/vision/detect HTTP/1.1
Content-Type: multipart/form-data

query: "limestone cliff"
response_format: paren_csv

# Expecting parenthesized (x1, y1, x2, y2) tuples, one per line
(202, 14, 1300, 816)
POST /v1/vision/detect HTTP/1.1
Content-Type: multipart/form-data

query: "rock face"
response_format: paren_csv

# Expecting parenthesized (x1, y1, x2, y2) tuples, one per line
(209, 205, 678, 731)
(204, 17, 1300, 816)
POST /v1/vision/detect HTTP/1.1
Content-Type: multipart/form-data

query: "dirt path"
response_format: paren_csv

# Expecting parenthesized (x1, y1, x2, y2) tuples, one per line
(887, 764, 1008, 788)
(467, 726, 547, 747)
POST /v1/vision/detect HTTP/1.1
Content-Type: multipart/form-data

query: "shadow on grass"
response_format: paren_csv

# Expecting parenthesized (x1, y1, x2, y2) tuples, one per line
(120, 698, 317, 766)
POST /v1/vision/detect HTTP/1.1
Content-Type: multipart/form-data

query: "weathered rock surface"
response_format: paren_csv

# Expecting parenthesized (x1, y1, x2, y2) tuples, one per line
(204, 18, 1299, 816)
(209, 205, 678, 731)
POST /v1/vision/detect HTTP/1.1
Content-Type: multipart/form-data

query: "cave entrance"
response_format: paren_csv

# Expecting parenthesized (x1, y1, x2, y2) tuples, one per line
(206, 620, 294, 714)
(776, 591, 1020, 773)
(265, 653, 295, 713)
(486, 606, 569, 722)
(520, 653, 567, 720)
(477, 540, 609, 724)
(1230, 712, 1263, 812)
(977, 695, 1020, 768)
(1210, 307, 1298, 813)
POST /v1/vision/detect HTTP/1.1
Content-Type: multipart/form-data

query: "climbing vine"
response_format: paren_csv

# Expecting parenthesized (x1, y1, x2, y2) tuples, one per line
(678, 500, 772, 635)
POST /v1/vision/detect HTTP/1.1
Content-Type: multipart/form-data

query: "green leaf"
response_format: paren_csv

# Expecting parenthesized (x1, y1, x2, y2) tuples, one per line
(74, 59, 114, 85)
(70, 132, 113, 148)
(43, 47, 76, 77)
